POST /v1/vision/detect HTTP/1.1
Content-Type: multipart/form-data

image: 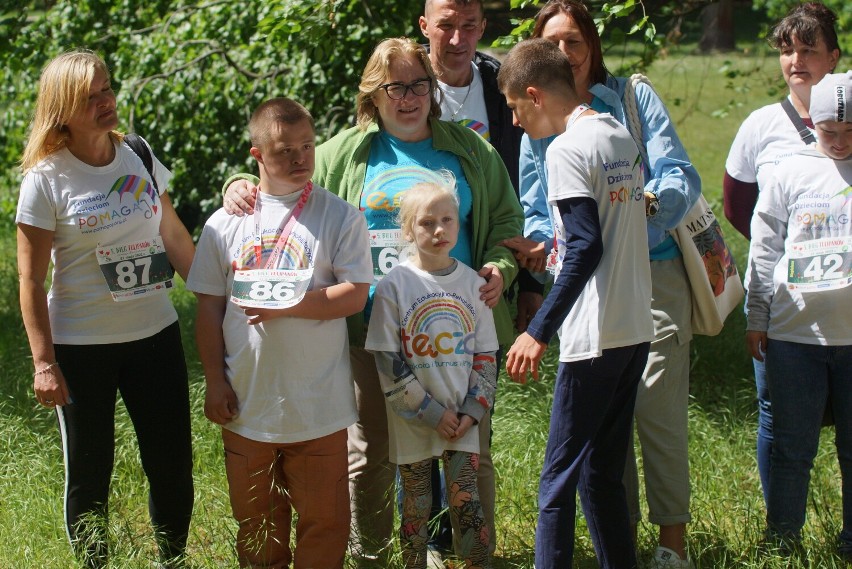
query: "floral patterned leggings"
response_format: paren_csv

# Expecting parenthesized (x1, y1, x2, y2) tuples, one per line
(398, 450, 491, 568)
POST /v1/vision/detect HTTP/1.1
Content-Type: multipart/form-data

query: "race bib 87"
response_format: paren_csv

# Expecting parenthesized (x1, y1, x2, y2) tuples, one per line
(96, 236, 173, 301)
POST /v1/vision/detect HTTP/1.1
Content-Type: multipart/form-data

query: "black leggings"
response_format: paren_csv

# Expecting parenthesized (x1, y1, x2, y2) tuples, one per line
(55, 321, 194, 567)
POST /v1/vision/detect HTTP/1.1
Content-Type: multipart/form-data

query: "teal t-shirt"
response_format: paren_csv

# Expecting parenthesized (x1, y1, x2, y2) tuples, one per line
(361, 131, 474, 318)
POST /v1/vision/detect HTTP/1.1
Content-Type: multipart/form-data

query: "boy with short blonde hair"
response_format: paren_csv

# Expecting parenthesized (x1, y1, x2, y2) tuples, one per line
(187, 97, 372, 568)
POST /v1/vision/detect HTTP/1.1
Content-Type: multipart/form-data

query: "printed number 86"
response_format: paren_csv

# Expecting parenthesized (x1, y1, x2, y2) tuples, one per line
(248, 281, 295, 301)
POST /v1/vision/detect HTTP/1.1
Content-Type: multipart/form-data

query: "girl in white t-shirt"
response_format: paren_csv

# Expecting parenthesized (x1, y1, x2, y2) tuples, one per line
(746, 71, 852, 556)
(16, 50, 195, 567)
(365, 178, 498, 568)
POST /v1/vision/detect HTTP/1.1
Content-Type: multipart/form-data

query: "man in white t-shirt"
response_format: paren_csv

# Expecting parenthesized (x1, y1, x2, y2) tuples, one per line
(498, 39, 653, 569)
(187, 98, 372, 568)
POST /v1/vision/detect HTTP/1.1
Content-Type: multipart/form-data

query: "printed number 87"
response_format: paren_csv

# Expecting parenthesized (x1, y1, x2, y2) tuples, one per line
(116, 258, 151, 289)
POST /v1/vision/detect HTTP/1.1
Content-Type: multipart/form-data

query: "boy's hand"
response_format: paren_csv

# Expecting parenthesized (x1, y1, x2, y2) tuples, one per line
(746, 330, 768, 362)
(506, 332, 547, 384)
(224, 179, 258, 216)
(240, 306, 287, 325)
(436, 409, 461, 441)
(450, 414, 476, 441)
(205, 379, 239, 425)
(478, 264, 503, 308)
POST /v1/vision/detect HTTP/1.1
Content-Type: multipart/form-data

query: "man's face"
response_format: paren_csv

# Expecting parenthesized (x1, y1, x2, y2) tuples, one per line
(420, 0, 485, 83)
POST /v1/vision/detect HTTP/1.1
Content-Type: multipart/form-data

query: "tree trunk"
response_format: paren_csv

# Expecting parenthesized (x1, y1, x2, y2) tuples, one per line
(699, 0, 735, 53)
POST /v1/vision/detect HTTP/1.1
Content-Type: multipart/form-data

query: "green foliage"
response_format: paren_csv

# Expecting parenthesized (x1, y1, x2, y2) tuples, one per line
(0, 0, 419, 235)
(492, 0, 676, 75)
(750, 0, 852, 53)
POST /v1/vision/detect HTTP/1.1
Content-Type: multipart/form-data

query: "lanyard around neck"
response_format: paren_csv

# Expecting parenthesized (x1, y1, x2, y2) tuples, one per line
(567, 104, 591, 129)
(253, 182, 313, 270)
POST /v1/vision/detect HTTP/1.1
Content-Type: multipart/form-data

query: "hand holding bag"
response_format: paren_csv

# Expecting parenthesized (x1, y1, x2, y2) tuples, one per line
(622, 74, 743, 336)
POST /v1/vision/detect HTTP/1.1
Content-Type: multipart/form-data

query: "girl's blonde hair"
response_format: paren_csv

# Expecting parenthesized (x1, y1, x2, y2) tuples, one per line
(356, 37, 442, 130)
(398, 171, 460, 242)
(21, 50, 122, 173)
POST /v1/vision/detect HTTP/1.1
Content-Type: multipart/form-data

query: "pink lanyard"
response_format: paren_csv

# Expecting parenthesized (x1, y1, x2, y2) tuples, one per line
(253, 182, 313, 269)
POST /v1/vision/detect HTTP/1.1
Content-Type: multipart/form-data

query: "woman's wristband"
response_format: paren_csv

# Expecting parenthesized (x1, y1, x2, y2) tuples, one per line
(34, 362, 59, 377)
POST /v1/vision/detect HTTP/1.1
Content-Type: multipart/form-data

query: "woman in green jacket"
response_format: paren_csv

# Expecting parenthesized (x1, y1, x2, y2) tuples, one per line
(222, 37, 521, 564)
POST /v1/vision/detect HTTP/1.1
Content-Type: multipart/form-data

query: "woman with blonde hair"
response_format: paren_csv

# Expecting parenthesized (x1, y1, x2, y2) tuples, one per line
(222, 36, 522, 564)
(17, 50, 195, 568)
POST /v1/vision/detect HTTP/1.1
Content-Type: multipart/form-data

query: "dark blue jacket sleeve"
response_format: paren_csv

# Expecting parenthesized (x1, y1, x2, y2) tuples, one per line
(525, 197, 602, 344)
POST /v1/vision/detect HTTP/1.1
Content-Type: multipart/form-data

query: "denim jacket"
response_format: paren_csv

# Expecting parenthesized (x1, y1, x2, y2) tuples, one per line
(519, 75, 701, 260)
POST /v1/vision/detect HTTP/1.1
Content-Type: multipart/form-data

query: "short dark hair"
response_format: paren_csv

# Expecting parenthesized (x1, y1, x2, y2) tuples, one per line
(249, 97, 314, 148)
(497, 38, 576, 97)
(424, 0, 484, 18)
(769, 2, 840, 57)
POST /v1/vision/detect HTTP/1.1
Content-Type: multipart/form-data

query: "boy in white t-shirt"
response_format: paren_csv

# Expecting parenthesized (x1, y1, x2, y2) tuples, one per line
(497, 39, 653, 568)
(187, 98, 372, 568)
(746, 71, 852, 556)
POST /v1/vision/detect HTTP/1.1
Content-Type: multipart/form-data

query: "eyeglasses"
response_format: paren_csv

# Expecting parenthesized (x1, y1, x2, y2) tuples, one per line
(378, 78, 432, 100)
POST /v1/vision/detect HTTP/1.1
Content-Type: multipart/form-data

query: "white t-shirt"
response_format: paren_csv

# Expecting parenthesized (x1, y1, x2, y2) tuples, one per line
(16, 140, 178, 344)
(365, 260, 498, 464)
(547, 114, 654, 361)
(438, 62, 490, 141)
(726, 100, 816, 288)
(747, 150, 852, 345)
(186, 187, 373, 443)
(725, 99, 815, 190)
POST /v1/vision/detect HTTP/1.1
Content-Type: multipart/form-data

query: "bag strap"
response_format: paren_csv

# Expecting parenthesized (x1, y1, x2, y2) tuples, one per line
(621, 73, 654, 167)
(124, 133, 159, 191)
(780, 98, 816, 145)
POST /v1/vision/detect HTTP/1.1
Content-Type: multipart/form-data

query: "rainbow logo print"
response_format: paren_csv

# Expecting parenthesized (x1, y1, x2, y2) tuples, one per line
(401, 293, 476, 358)
(458, 118, 490, 141)
(232, 229, 311, 271)
(107, 175, 158, 207)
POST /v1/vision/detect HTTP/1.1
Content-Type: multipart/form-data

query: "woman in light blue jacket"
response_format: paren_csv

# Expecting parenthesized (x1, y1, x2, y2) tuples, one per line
(506, 1, 701, 566)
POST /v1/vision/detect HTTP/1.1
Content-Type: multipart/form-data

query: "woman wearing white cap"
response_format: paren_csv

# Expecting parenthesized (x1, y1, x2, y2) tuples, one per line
(746, 70, 852, 556)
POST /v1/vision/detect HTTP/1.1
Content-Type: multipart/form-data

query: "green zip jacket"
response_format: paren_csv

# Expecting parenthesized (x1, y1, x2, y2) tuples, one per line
(223, 117, 522, 346)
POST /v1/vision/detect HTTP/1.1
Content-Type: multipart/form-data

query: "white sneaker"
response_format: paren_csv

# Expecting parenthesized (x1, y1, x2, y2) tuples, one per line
(427, 546, 445, 569)
(649, 546, 695, 569)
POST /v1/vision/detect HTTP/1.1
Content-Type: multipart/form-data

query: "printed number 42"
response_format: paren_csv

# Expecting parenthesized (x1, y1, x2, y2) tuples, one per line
(803, 254, 842, 281)
(116, 258, 151, 289)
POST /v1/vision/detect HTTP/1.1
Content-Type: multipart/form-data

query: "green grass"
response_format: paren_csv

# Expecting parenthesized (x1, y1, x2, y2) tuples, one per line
(2, 44, 850, 567)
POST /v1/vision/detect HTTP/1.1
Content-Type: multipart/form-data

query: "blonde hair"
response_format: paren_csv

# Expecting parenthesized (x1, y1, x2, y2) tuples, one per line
(398, 171, 460, 242)
(21, 50, 122, 173)
(249, 97, 315, 149)
(356, 37, 442, 130)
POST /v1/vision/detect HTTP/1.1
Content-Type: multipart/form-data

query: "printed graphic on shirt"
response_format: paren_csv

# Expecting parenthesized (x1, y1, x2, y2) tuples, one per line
(400, 292, 477, 365)
(74, 175, 159, 234)
(362, 167, 446, 286)
(604, 155, 644, 208)
(229, 228, 313, 272)
(362, 166, 446, 227)
(456, 118, 490, 141)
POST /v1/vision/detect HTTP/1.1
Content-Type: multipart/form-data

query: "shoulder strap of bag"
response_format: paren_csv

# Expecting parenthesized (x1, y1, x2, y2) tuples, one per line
(780, 98, 816, 145)
(621, 74, 654, 167)
(124, 133, 159, 191)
